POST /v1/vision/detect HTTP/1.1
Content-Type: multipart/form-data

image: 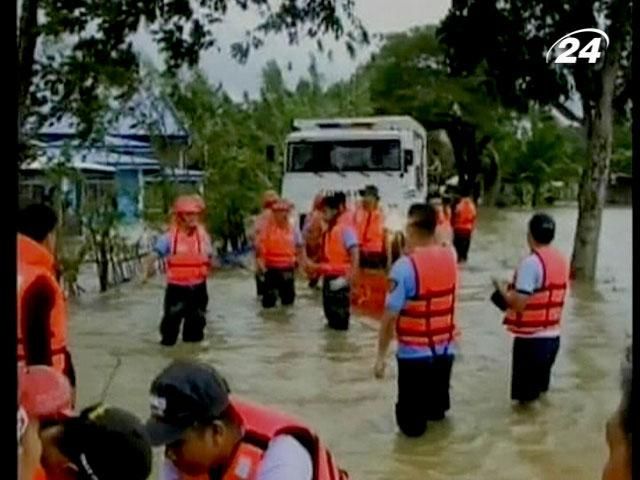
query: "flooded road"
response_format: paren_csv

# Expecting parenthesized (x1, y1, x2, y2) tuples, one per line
(70, 207, 631, 480)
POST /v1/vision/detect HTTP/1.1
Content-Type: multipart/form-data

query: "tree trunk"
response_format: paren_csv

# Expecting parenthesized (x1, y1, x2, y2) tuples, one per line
(482, 145, 500, 207)
(18, 0, 39, 159)
(570, 60, 618, 281)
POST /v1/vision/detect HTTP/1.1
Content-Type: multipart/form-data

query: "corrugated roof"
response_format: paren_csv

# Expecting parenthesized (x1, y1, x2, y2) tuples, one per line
(38, 91, 189, 142)
(43, 147, 162, 170)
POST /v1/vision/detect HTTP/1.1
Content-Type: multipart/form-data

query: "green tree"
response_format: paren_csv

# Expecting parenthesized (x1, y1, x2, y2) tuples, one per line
(497, 109, 584, 206)
(437, 0, 631, 280)
(18, 0, 368, 162)
(364, 26, 511, 198)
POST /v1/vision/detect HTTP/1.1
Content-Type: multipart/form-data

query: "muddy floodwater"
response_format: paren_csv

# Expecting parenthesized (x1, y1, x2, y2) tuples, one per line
(70, 207, 631, 480)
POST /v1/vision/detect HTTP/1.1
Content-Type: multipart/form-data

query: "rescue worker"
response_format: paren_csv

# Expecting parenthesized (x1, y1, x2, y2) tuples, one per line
(429, 196, 453, 246)
(602, 345, 632, 480)
(18, 204, 75, 388)
(491, 213, 569, 404)
(256, 200, 304, 308)
(145, 360, 349, 480)
(354, 185, 386, 269)
(19, 366, 74, 480)
(302, 194, 325, 289)
(374, 203, 458, 437)
(145, 195, 214, 346)
(307, 193, 359, 331)
(253, 190, 279, 297)
(39, 404, 152, 480)
(452, 194, 477, 263)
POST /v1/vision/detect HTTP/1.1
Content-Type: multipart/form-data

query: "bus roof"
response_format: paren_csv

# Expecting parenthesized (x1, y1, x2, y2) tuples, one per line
(292, 116, 426, 136)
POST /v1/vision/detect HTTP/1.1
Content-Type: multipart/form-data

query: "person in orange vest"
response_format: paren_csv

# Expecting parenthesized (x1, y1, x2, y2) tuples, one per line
(19, 365, 74, 480)
(307, 193, 359, 331)
(38, 404, 152, 480)
(18, 204, 75, 388)
(145, 360, 349, 480)
(145, 194, 214, 346)
(354, 185, 387, 269)
(255, 200, 304, 309)
(374, 203, 458, 437)
(452, 194, 477, 263)
(602, 345, 632, 480)
(429, 195, 453, 246)
(253, 190, 279, 297)
(302, 193, 325, 289)
(491, 213, 568, 404)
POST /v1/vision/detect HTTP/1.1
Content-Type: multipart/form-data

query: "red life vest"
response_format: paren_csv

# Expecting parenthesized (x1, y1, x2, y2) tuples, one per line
(319, 214, 352, 277)
(504, 246, 569, 335)
(32, 465, 47, 480)
(170, 398, 348, 480)
(397, 246, 459, 350)
(165, 226, 211, 285)
(453, 198, 477, 234)
(17, 235, 69, 375)
(303, 210, 325, 261)
(258, 220, 297, 269)
(353, 207, 385, 254)
(253, 210, 273, 246)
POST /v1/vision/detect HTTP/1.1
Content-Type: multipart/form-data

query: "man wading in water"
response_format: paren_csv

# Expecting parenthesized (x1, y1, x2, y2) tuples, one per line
(375, 203, 459, 437)
(492, 213, 569, 404)
(145, 195, 215, 346)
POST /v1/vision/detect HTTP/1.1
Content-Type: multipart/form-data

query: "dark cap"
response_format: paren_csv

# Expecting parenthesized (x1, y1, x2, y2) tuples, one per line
(59, 405, 152, 480)
(528, 213, 555, 244)
(145, 360, 231, 446)
(359, 185, 379, 199)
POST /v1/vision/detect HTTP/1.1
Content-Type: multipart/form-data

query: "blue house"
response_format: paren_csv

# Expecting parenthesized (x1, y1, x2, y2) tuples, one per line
(27, 92, 203, 223)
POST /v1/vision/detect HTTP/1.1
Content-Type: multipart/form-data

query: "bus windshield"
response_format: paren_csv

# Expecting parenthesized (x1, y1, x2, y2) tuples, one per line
(287, 139, 401, 172)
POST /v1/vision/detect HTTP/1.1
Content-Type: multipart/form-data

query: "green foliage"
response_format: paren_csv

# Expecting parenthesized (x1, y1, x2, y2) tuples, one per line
(21, 0, 368, 141)
(165, 58, 372, 250)
(496, 109, 585, 206)
(611, 121, 632, 175)
(437, 0, 631, 117)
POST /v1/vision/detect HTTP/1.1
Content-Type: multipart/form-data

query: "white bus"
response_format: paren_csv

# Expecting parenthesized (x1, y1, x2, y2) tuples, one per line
(280, 116, 428, 232)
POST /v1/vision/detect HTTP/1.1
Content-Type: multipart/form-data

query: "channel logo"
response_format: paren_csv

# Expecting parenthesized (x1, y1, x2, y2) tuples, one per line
(546, 28, 609, 64)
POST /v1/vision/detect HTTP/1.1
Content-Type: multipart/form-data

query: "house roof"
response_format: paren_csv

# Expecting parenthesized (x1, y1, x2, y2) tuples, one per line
(146, 168, 204, 182)
(38, 91, 190, 145)
(21, 157, 117, 174)
(39, 147, 162, 171)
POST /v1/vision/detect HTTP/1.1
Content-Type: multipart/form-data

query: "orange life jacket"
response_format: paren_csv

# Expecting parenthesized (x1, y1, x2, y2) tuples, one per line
(253, 210, 273, 246)
(353, 206, 385, 254)
(397, 246, 459, 350)
(303, 210, 325, 260)
(32, 465, 47, 480)
(165, 226, 211, 285)
(504, 246, 569, 335)
(320, 214, 352, 277)
(258, 219, 297, 269)
(17, 235, 68, 375)
(170, 398, 348, 480)
(453, 198, 476, 234)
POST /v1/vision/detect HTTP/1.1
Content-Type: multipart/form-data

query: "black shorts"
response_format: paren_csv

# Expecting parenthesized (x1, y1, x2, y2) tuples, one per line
(511, 336, 560, 402)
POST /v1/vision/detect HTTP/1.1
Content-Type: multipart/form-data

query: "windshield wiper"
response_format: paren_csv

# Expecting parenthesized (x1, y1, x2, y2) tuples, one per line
(335, 170, 347, 178)
(359, 171, 370, 177)
(313, 171, 324, 177)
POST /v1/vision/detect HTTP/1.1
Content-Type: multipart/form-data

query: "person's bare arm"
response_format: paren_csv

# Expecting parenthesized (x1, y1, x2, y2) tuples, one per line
(493, 278, 529, 312)
(374, 309, 398, 378)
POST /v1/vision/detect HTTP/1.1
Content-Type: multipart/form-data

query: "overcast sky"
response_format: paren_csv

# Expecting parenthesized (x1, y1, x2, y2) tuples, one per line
(135, 0, 451, 100)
